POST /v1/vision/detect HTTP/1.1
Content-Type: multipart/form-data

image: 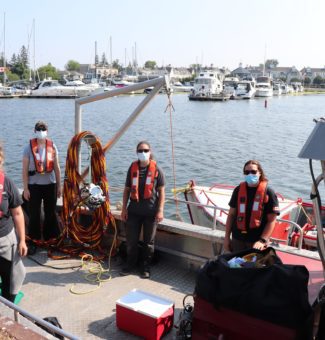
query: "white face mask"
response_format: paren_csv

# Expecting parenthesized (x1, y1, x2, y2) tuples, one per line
(137, 152, 150, 162)
(35, 131, 47, 140)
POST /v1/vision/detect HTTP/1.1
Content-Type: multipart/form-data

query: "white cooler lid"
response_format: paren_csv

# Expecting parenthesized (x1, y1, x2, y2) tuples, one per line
(116, 289, 174, 318)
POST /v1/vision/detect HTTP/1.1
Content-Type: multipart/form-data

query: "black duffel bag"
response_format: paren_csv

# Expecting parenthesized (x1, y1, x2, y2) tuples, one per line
(195, 247, 313, 332)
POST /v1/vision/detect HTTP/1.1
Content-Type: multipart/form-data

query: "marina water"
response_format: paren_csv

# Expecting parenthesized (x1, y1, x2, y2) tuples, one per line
(1, 93, 325, 220)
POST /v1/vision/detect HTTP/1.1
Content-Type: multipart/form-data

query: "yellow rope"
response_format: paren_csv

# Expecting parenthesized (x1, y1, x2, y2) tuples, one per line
(69, 254, 112, 295)
(69, 221, 118, 295)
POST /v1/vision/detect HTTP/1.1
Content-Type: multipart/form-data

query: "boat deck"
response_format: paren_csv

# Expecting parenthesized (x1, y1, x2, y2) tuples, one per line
(0, 249, 197, 339)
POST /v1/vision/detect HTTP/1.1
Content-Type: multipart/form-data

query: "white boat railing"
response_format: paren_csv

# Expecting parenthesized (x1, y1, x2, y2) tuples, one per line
(0, 296, 80, 340)
(165, 197, 304, 249)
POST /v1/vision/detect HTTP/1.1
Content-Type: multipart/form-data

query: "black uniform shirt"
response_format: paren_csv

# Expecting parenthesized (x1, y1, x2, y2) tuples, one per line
(229, 183, 279, 242)
(0, 175, 23, 238)
(125, 163, 165, 216)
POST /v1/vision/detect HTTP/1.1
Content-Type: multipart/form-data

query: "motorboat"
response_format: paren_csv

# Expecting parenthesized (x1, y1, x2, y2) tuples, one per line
(280, 83, 290, 94)
(0, 85, 13, 96)
(2, 77, 325, 340)
(223, 76, 239, 99)
(171, 81, 193, 93)
(234, 80, 256, 99)
(291, 82, 304, 93)
(184, 180, 325, 250)
(273, 83, 283, 96)
(30, 79, 93, 98)
(255, 76, 273, 97)
(189, 71, 229, 101)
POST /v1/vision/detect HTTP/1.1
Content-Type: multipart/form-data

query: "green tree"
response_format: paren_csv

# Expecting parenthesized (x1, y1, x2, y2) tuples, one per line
(265, 59, 279, 69)
(144, 60, 157, 69)
(20, 45, 29, 68)
(112, 59, 122, 71)
(101, 53, 108, 66)
(313, 75, 323, 85)
(9, 54, 17, 65)
(5, 70, 20, 82)
(37, 63, 59, 80)
(65, 60, 80, 71)
(9, 46, 29, 79)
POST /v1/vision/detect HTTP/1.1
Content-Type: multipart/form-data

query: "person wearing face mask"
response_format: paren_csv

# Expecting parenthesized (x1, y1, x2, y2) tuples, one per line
(22, 121, 61, 253)
(120, 141, 165, 279)
(223, 160, 279, 253)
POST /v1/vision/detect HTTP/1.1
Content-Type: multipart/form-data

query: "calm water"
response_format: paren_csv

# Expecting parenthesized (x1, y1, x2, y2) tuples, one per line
(1, 93, 325, 219)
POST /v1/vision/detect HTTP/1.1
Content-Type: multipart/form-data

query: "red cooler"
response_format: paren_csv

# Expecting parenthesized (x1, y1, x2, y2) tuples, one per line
(116, 289, 174, 340)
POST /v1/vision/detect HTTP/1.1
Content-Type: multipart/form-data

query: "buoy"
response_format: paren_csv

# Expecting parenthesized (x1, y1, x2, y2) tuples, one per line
(264, 99, 267, 108)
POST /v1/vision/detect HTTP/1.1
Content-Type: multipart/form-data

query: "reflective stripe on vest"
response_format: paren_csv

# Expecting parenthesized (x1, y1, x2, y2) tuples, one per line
(30, 138, 54, 174)
(0, 171, 4, 217)
(130, 160, 157, 201)
(237, 181, 268, 231)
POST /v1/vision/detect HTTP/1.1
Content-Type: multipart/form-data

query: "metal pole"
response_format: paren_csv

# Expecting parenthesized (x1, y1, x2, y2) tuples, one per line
(311, 169, 325, 274)
(103, 81, 163, 152)
(75, 102, 81, 134)
(0, 296, 80, 340)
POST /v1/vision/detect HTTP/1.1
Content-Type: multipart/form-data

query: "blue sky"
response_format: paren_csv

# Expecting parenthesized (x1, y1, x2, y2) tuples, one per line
(1, 0, 324, 70)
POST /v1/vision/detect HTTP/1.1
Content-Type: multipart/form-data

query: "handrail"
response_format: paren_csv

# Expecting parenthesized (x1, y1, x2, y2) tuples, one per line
(165, 197, 305, 249)
(165, 196, 229, 229)
(0, 296, 80, 340)
(272, 218, 303, 250)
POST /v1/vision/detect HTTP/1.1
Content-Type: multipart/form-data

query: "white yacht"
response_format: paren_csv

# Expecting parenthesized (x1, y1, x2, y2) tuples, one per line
(223, 76, 239, 98)
(273, 83, 282, 96)
(280, 83, 290, 94)
(30, 79, 93, 98)
(255, 76, 273, 97)
(189, 71, 228, 101)
(234, 80, 256, 99)
(171, 81, 193, 93)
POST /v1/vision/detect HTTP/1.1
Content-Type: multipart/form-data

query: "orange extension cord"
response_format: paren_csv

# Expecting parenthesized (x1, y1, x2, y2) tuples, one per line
(52, 131, 117, 260)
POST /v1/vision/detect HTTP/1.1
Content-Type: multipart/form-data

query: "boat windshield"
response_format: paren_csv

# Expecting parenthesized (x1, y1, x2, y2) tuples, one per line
(256, 76, 270, 83)
(42, 81, 60, 87)
(196, 79, 213, 85)
(237, 83, 250, 90)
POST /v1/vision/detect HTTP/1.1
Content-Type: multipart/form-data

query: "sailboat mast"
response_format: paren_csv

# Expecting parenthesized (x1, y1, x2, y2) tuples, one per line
(3, 12, 6, 85)
(109, 36, 112, 67)
(33, 19, 36, 83)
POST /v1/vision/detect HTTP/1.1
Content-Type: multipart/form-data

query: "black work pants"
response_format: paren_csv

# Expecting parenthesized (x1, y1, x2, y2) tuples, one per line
(28, 183, 60, 241)
(125, 213, 157, 271)
(0, 256, 16, 302)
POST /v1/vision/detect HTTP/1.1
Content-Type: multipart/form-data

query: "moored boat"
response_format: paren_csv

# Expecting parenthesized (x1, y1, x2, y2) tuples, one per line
(29, 79, 93, 98)
(183, 179, 325, 250)
(255, 76, 273, 97)
(188, 70, 230, 101)
(234, 80, 256, 99)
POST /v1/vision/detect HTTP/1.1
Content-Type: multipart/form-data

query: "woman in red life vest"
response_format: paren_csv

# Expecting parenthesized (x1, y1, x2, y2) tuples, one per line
(22, 121, 61, 252)
(120, 141, 165, 279)
(0, 143, 27, 302)
(223, 160, 280, 253)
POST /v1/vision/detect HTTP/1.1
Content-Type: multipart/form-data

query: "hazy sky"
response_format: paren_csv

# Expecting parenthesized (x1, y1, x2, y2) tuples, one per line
(1, 0, 324, 71)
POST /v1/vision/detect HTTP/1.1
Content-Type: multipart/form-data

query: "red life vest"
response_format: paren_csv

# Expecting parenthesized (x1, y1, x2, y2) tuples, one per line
(130, 160, 157, 201)
(0, 171, 4, 217)
(237, 181, 268, 231)
(30, 138, 54, 174)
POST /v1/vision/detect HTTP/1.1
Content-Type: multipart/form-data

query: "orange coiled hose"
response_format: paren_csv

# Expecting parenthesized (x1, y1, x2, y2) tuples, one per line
(60, 131, 117, 259)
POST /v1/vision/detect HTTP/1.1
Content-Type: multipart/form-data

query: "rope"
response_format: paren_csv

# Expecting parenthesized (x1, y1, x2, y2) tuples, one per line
(165, 91, 182, 219)
(69, 254, 112, 295)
